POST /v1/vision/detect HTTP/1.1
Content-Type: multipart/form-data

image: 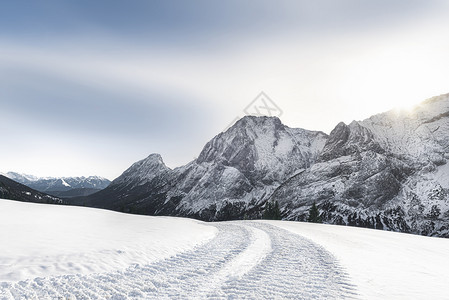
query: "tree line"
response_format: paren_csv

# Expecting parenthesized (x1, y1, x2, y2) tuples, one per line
(262, 200, 322, 223)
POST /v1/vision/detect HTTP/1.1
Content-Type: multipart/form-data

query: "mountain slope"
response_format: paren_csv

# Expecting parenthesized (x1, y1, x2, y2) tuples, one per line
(0, 175, 63, 204)
(270, 93, 449, 237)
(49, 188, 105, 198)
(81, 116, 327, 220)
(77, 153, 174, 212)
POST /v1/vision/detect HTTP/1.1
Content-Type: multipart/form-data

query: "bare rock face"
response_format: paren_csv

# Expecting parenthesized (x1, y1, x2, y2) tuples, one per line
(81, 93, 449, 237)
(318, 121, 385, 162)
(84, 116, 327, 220)
(271, 93, 449, 237)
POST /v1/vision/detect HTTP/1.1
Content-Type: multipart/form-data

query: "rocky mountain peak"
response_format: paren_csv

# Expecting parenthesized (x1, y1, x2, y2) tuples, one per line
(319, 118, 387, 163)
(197, 115, 325, 178)
(112, 153, 171, 187)
(198, 116, 279, 163)
(142, 153, 166, 165)
(232, 115, 283, 130)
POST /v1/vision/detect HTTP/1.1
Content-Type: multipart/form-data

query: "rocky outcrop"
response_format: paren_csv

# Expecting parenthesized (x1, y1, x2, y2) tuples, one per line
(270, 93, 449, 237)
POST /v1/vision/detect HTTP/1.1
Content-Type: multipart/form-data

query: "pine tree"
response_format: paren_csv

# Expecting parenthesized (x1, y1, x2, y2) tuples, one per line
(273, 201, 281, 220)
(307, 202, 322, 223)
(263, 201, 282, 220)
(263, 202, 273, 219)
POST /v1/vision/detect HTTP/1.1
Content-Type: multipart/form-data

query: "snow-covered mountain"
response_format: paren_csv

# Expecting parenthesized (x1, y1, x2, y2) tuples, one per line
(1, 172, 39, 184)
(270, 93, 449, 237)
(2, 172, 110, 197)
(79, 93, 449, 237)
(82, 116, 327, 219)
(0, 175, 63, 205)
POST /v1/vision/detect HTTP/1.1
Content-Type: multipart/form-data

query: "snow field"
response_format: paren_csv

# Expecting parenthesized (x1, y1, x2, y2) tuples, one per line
(0, 200, 355, 299)
(1, 222, 356, 299)
(269, 220, 449, 300)
(2, 199, 448, 299)
(0, 200, 216, 282)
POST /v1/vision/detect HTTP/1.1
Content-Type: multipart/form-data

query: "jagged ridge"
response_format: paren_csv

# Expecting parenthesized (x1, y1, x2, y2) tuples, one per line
(80, 116, 327, 220)
(76, 93, 449, 237)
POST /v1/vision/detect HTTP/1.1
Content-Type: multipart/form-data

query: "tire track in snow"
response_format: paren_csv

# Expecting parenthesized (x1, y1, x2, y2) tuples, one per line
(195, 225, 272, 298)
(213, 222, 359, 299)
(0, 222, 358, 299)
(0, 223, 252, 299)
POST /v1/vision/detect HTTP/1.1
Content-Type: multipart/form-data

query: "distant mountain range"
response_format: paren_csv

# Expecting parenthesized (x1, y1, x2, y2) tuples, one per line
(1, 172, 110, 198)
(73, 93, 449, 237)
(0, 175, 63, 204)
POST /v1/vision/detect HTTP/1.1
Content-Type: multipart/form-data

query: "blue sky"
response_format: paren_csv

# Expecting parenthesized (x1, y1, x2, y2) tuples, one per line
(1, 0, 449, 179)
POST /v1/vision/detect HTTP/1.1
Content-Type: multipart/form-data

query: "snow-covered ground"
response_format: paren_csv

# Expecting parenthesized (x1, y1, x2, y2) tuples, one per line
(0, 200, 216, 282)
(269, 220, 449, 300)
(1, 199, 448, 299)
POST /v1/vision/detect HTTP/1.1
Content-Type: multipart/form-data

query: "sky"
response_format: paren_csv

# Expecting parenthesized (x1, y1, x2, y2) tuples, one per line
(1, 0, 449, 179)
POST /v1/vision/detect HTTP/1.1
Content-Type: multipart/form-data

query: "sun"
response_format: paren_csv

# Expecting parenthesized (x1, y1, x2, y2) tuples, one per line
(391, 98, 420, 112)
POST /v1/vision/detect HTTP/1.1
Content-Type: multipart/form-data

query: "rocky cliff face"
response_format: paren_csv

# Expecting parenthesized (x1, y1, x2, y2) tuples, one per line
(270, 94, 449, 237)
(82, 93, 449, 237)
(84, 116, 327, 220)
(163, 117, 327, 220)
